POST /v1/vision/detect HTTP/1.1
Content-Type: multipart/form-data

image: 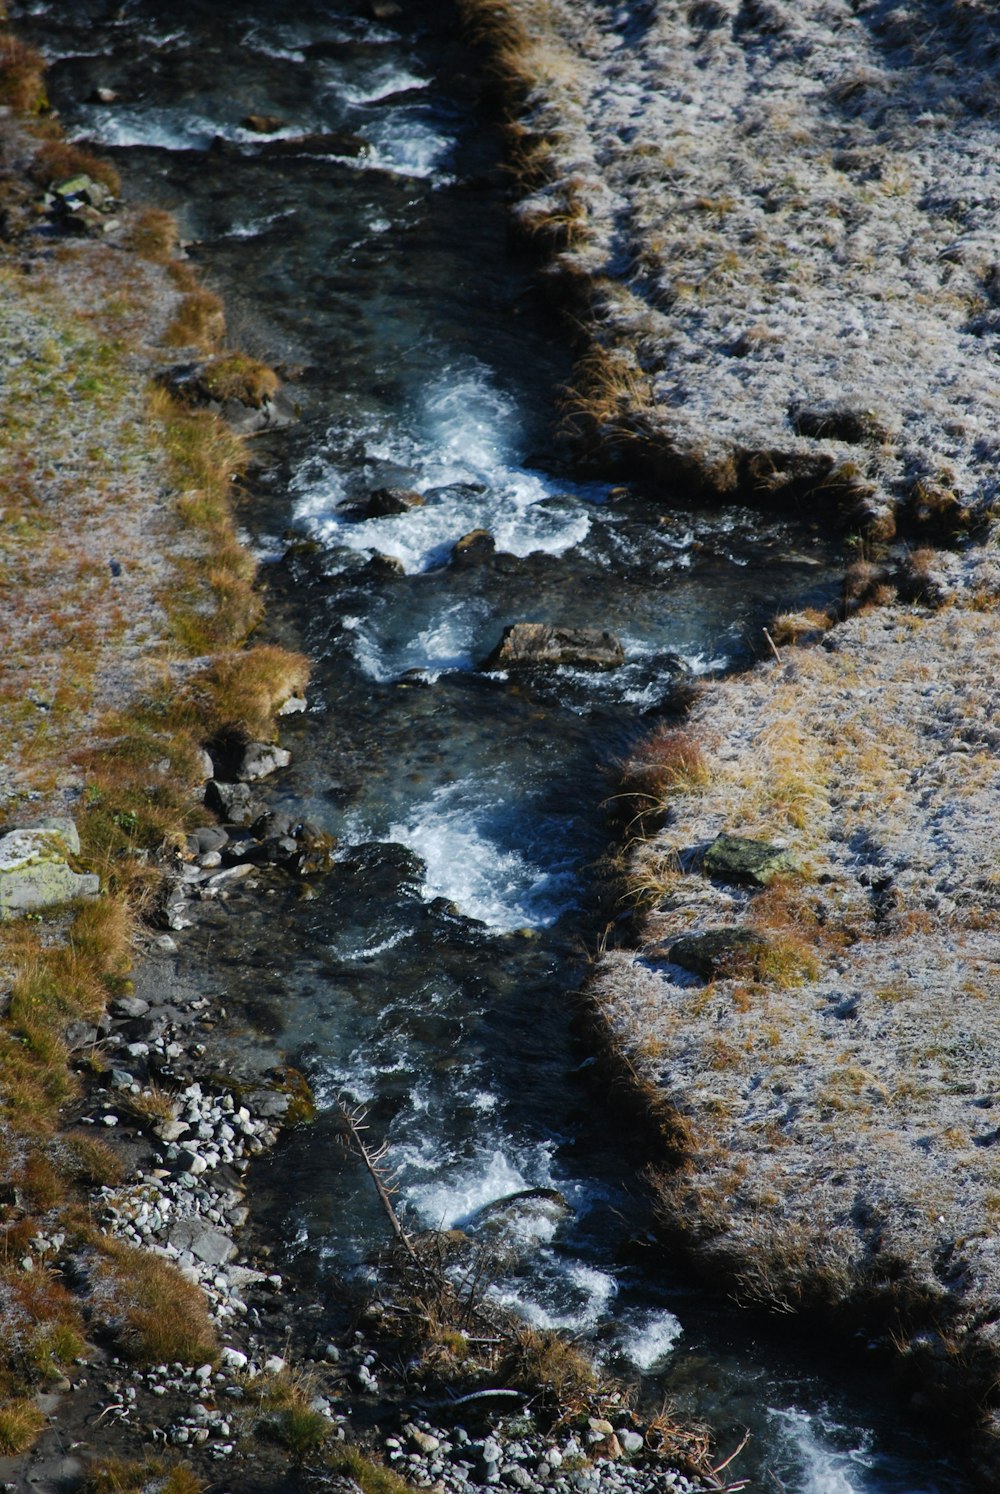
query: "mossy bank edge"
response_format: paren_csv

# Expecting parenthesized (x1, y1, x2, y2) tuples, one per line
(461, 0, 1000, 1479)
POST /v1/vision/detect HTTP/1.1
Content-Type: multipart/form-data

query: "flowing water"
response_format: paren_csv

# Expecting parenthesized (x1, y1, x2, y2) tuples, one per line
(14, 1, 975, 1488)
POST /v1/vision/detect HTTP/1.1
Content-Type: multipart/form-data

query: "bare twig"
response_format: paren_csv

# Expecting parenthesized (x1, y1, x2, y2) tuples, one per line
(335, 1097, 419, 1262)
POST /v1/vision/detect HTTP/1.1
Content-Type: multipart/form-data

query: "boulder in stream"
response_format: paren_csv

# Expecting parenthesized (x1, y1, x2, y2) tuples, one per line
(482, 623, 625, 672)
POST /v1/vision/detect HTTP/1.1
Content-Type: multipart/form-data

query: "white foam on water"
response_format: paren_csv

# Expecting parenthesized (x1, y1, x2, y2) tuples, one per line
(293, 362, 591, 574)
(490, 1264, 618, 1334)
(386, 781, 577, 931)
(331, 112, 452, 181)
(72, 107, 226, 152)
(615, 1308, 684, 1371)
(401, 1146, 536, 1231)
(343, 600, 486, 681)
(224, 209, 297, 240)
(333, 926, 415, 962)
(769, 1408, 876, 1494)
(339, 65, 430, 105)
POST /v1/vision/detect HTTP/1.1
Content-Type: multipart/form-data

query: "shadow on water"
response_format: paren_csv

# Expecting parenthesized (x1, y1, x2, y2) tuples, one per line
(13, 0, 974, 1486)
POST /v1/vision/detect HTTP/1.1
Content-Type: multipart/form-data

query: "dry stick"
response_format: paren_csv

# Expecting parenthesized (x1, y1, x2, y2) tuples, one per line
(763, 626, 782, 663)
(335, 1098, 420, 1262)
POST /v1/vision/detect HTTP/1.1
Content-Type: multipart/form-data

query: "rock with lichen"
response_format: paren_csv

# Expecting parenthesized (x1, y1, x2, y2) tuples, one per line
(0, 819, 99, 919)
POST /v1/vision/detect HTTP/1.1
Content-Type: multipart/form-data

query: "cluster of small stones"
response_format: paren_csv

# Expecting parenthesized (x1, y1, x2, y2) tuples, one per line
(380, 1417, 703, 1494)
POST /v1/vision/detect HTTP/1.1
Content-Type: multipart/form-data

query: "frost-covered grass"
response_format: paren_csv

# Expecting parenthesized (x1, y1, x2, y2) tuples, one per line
(467, 0, 1000, 1463)
(470, 0, 1000, 536)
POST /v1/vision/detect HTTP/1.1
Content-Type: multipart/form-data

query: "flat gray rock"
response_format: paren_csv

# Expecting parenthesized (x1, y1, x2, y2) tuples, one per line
(0, 823, 99, 920)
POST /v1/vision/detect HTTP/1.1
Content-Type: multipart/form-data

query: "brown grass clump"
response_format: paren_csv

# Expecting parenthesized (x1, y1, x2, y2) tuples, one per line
(563, 343, 655, 440)
(84, 1458, 206, 1494)
(28, 140, 120, 196)
(163, 288, 226, 352)
(0, 33, 47, 114)
(0, 1399, 46, 1455)
(769, 607, 833, 644)
(180, 645, 311, 742)
(90, 1237, 217, 1366)
(327, 1446, 416, 1494)
(194, 353, 279, 408)
(255, 1370, 331, 1461)
(618, 725, 709, 801)
(127, 207, 181, 262)
(63, 1134, 126, 1188)
(610, 725, 709, 839)
(497, 1326, 595, 1413)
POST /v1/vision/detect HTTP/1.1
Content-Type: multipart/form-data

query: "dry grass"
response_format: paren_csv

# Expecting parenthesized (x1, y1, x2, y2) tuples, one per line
(769, 607, 834, 644)
(28, 140, 120, 196)
(563, 344, 656, 440)
(193, 353, 280, 408)
(90, 1235, 218, 1366)
(0, 1399, 46, 1455)
(327, 1446, 417, 1494)
(83, 1458, 206, 1494)
(254, 1369, 331, 1461)
(609, 725, 710, 843)
(126, 208, 181, 262)
(0, 76, 308, 1457)
(0, 31, 46, 114)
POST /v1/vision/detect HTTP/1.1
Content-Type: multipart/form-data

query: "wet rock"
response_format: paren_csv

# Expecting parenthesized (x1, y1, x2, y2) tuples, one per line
(243, 113, 285, 133)
(188, 825, 229, 858)
(469, 1187, 572, 1239)
(703, 833, 798, 887)
(668, 927, 770, 979)
(277, 694, 307, 716)
(482, 623, 626, 672)
(451, 528, 496, 566)
(250, 130, 372, 159)
(359, 486, 424, 518)
(111, 996, 150, 1019)
(362, 553, 406, 578)
(0, 821, 99, 919)
(216, 387, 300, 436)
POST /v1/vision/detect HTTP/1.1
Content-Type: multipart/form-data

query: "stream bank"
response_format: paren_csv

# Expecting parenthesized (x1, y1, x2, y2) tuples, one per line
(2, 0, 987, 1490)
(460, 0, 1000, 1478)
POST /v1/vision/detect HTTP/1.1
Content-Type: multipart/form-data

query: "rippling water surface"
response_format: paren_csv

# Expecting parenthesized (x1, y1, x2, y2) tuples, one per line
(14, 1, 974, 1487)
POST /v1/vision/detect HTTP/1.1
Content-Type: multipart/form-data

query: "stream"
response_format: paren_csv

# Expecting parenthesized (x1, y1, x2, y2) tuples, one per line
(13, 1, 975, 1488)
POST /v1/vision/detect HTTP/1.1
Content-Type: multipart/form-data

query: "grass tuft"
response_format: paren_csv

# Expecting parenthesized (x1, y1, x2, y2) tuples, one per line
(90, 1237, 217, 1366)
(126, 207, 181, 261)
(83, 1458, 206, 1494)
(0, 1399, 46, 1455)
(29, 140, 120, 195)
(0, 32, 47, 113)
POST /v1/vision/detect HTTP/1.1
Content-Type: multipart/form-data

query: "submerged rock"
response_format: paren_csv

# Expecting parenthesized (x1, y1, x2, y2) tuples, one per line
(0, 820, 99, 919)
(703, 833, 798, 887)
(482, 623, 625, 671)
(468, 1186, 572, 1237)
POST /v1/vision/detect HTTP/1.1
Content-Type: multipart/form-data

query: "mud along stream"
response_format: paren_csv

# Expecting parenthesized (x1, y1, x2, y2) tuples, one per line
(14, 0, 974, 1487)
